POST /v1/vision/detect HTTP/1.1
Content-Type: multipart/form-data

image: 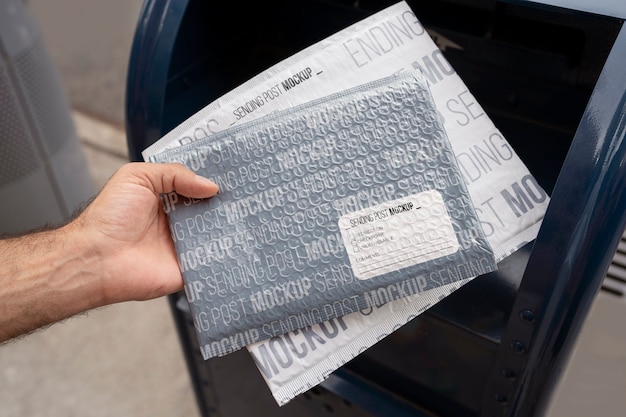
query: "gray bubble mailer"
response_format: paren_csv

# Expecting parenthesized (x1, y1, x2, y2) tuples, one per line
(151, 70, 497, 359)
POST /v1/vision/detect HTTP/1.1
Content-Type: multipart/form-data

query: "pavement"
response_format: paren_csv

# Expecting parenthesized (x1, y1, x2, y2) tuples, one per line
(0, 1, 625, 416)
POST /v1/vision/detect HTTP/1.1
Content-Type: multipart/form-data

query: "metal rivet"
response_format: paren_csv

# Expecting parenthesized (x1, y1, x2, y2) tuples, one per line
(519, 309, 536, 324)
(494, 393, 509, 405)
(510, 340, 526, 354)
(501, 368, 517, 380)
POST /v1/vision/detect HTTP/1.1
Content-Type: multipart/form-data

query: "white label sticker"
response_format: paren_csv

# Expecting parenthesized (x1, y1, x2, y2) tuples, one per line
(339, 190, 459, 280)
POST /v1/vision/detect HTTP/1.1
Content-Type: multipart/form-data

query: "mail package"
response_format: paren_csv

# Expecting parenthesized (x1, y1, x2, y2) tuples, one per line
(145, 1, 549, 404)
(151, 70, 497, 359)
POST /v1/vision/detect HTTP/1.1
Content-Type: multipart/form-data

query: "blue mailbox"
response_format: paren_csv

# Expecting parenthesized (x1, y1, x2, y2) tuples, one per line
(126, 1, 626, 416)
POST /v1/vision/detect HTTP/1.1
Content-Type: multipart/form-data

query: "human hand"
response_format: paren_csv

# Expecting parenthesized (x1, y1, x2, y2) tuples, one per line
(72, 162, 218, 304)
(0, 162, 218, 342)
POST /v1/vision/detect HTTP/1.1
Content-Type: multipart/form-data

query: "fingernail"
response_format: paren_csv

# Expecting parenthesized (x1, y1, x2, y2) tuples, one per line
(195, 175, 219, 196)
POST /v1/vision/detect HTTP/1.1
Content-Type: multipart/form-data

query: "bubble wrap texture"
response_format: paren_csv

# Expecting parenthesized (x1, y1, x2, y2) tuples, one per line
(152, 71, 496, 359)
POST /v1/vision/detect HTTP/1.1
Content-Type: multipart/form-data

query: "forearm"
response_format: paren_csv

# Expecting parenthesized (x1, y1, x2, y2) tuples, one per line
(0, 163, 218, 343)
(0, 224, 105, 342)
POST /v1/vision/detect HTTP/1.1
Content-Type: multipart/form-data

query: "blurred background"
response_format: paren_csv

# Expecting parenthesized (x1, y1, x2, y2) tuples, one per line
(0, 1, 624, 416)
(0, 1, 200, 416)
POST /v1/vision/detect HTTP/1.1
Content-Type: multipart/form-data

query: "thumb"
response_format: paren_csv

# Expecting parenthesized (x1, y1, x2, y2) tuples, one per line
(121, 162, 219, 198)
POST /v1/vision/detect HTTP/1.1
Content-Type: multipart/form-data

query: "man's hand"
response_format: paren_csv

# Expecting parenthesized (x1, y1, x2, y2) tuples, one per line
(74, 162, 219, 303)
(0, 163, 218, 342)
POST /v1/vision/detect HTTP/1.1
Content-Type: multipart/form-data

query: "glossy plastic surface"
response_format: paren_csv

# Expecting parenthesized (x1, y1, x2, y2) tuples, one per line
(484, 23, 626, 417)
